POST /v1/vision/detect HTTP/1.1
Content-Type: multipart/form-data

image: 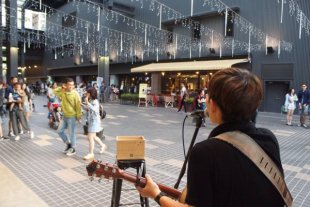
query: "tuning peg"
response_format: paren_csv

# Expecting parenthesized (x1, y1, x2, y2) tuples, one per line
(104, 163, 109, 171)
(112, 164, 117, 173)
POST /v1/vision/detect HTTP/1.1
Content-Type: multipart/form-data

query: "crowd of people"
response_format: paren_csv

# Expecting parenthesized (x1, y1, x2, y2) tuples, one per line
(45, 78, 107, 160)
(0, 69, 295, 206)
(0, 76, 107, 161)
(0, 76, 34, 141)
(284, 83, 310, 128)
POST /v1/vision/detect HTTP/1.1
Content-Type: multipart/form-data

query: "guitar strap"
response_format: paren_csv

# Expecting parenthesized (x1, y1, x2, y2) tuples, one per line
(214, 131, 293, 207)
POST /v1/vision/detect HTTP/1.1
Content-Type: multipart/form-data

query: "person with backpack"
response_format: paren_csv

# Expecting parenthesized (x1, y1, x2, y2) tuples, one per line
(82, 87, 106, 160)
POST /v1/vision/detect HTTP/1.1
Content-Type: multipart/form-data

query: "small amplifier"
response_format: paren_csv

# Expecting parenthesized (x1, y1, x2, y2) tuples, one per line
(116, 136, 145, 160)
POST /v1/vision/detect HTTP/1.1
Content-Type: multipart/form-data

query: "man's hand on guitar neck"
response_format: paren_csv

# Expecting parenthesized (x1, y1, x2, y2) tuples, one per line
(136, 175, 161, 199)
(136, 175, 191, 207)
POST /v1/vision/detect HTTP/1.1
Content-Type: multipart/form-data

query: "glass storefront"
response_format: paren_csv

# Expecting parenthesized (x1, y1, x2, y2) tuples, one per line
(119, 73, 151, 93)
(161, 71, 215, 95)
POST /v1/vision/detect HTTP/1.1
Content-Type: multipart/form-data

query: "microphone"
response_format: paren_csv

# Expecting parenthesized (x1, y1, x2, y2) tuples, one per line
(187, 109, 207, 118)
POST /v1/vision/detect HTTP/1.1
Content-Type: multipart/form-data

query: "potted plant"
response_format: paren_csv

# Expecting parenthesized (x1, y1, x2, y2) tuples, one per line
(120, 93, 139, 105)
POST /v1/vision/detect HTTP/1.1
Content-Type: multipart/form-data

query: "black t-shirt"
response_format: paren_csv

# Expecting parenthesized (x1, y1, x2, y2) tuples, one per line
(185, 121, 285, 207)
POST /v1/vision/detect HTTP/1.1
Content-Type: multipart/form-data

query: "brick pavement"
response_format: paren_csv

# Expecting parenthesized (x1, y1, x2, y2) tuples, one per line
(0, 95, 309, 206)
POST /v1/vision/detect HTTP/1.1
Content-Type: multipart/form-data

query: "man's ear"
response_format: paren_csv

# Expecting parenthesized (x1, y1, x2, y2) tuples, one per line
(208, 99, 223, 124)
(209, 99, 217, 113)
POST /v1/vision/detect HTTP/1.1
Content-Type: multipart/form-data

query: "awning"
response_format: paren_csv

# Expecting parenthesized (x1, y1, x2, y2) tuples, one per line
(131, 58, 248, 73)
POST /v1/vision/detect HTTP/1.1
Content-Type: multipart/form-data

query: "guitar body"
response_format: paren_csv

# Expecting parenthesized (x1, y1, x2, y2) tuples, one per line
(179, 187, 187, 204)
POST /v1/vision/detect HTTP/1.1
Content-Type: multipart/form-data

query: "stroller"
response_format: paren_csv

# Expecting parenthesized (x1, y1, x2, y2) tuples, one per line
(48, 103, 62, 130)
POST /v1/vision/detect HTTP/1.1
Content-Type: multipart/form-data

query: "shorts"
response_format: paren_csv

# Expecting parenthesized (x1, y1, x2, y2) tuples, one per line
(87, 119, 102, 133)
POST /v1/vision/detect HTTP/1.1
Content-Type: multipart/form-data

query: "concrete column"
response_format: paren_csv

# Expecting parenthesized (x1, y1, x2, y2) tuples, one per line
(98, 56, 109, 86)
(98, 56, 109, 102)
(5, 0, 18, 80)
(151, 72, 161, 95)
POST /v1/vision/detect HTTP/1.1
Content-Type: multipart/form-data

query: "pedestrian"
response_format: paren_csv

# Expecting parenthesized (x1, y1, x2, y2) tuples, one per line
(195, 89, 206, 126)
(82, 87, 106, 160)
(5, 76, 18, 137)
(54, 78, 82, 156)
(284, 88, 298, 126)
(177, 83, 187, 113)
(9, 83, 34, 141)
(297, 84, 310, 128)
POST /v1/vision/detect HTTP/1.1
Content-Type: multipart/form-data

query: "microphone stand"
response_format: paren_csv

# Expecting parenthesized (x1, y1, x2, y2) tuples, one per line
(174, 115, 203, 189)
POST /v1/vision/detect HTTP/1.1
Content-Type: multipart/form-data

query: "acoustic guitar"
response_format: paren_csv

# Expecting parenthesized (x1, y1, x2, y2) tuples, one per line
(86, 160, 187, 202)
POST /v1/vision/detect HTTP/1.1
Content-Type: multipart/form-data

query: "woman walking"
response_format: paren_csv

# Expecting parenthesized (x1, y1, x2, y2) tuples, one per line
(177, 83, 187, 112)
(82, 87, 106, 160)
(21, 83, 32, 121)
(285, 88, 298, 126)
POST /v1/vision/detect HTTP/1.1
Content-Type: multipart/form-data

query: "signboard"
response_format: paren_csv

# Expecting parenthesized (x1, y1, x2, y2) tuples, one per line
(139, 83, 147, 99)
(24, 9, 46, 31)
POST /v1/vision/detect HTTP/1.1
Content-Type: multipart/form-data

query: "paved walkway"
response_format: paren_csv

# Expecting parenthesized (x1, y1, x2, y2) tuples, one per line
(0, 95, 309, 206)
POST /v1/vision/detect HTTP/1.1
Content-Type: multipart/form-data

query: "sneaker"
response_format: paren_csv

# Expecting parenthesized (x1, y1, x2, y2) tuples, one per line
(1, 136, 10, 141)
(28, 131, 34, 139)
(66, 148, 76, 156)
(9, 132, 15, 137)
(14, 135, 20, 141)
(63, 144, 71, 154)
(302, 124, 308, 128)
(19, 130, 24, 135)
(99, 144, 107, 154)
(83, 153, 94, 160)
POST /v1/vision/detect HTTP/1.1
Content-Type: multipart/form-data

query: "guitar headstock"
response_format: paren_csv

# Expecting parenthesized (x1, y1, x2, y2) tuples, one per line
(86, 160, 123, 181)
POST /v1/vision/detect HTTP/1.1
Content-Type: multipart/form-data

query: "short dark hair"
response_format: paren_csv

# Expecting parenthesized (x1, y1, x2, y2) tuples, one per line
(65, 78, 74, 83)
(208, 68, 263, 123)
(87, 87, 98, 100)
(13, 82, 22, 87)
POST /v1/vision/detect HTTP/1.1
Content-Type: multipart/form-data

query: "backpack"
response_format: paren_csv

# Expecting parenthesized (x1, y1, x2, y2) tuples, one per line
(99, 104, 106, 119)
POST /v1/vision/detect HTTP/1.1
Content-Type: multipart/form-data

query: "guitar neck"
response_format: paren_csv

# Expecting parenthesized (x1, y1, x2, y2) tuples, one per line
(121, 171, 182, 199)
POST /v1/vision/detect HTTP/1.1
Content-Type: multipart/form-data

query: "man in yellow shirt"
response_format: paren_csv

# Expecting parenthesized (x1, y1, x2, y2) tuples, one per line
(54, 78, 82, 156)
